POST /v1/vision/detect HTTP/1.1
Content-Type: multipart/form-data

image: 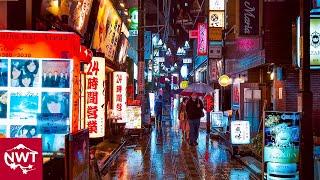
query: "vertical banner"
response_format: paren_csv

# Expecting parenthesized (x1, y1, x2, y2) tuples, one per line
(232, 81, 240, 109)
(138, 61, 145, 94)
(239, 0, 260, 36)
(144, 31, 152, 60)
(214, 89, 220, 112)
(264, 111, 300, 179)
(197, 23, 208, 56)
(84, 57, 105, 138)
(113, 72, 127, 122)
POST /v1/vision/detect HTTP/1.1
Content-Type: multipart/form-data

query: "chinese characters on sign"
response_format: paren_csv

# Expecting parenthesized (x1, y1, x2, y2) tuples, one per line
(113, 72, 127, 122)
(231, 121, 250, 144)
(197, 23, 208, 56)
(84, 57, 105, 138)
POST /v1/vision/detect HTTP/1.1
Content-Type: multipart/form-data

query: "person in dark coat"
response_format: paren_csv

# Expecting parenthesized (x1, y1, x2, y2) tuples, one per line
(186, 92, 204, 146)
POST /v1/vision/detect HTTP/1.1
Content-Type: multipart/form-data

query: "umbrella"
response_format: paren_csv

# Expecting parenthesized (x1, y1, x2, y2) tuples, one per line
(180, 82, 214, 96)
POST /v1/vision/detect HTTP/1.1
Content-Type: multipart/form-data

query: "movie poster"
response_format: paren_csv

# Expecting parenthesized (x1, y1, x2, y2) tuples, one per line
(0, 59, 8, 87)
(10, 92, 39, 121)
(0, 91, 7, 118)
(42, 60, 70, 88)
(11, 59, 40, 87)
(10, 125, 38, 138)
(42, 134, 66, 152)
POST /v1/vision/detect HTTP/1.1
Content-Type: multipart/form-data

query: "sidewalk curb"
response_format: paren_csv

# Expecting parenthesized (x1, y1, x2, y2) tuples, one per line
(234, 156, 262, 180)
(100, 140, 126, 175)
(210, 131, 262, 180)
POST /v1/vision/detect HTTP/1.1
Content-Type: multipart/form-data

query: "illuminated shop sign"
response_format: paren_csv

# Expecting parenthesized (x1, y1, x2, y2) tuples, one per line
(84, 57, 105, 138)
(197, 23, 208, 55)
(231, 121, 250, 144)
(209, 11, 224, 28)
(310, 18, 320, 67)
(210, 111, 224, 128)
(126, 106, 141, 129)
(92, 0, 122, 61)
(232, 81, 240, 109)
(129, 7, 138, 30)
(239, 0, 259, 36)
(264, 111, 300, 179)
(183, 58, 192, 64)
(209, 0, 225, 10)
(41, 0, 93, 36)
(113, 72, 127, 122)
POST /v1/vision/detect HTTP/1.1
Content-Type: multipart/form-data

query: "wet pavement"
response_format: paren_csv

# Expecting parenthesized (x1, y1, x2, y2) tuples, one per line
(103, 121, 258, 180)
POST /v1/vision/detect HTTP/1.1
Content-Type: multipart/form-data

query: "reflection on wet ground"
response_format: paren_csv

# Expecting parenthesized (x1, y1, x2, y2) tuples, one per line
(103, 121, 257, 180)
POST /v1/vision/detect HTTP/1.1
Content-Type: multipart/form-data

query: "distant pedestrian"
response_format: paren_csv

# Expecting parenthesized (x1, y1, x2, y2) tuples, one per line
(186, 92, 204, 146)
(179, 97, 190, 140)
(155, 95, 163, 127)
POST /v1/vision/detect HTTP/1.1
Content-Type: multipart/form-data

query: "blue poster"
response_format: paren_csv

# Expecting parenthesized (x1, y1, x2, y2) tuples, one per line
(0, 59, 8, 87)
(42, 134, 65, 153)
(37, 113, 68, 134)
(144, 31, 152, 60)
(0, 91, 7, 118)
(10, 92, 39, 120)
(41, 92, 70, 118)
(10, 125, 38, 138)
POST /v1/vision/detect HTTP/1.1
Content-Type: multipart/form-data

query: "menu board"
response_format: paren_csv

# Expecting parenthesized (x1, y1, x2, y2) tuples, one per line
(264, 111, 300, 179)
(91, 0, 122, 61)
(0, 58, 72, 154)
(126, 106, 141, 129)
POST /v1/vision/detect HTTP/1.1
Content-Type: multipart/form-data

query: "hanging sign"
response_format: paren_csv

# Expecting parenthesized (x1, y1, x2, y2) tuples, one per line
(214, 89, 220, 112)
(232, 80, 240, 109)
(113, 72, 127, 122)
(209, 46, 222, 59)
(231, 121, 250, 144)
(84, 57, 105, 138)
(209, 27, 223, 41)
(197, 23, 208, 55)
(209, 11, 224, 28)
(204, 94, 214, 112)
(239, 0, 259, 36)
(310, 18, 320, 67)
(209, 0, 225, 10)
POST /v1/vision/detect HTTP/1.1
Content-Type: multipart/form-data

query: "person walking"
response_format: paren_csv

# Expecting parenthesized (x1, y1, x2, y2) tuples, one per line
(179, 97, 190, 140)
(186, 92, 204, 146)
(155, 95, 163, 128)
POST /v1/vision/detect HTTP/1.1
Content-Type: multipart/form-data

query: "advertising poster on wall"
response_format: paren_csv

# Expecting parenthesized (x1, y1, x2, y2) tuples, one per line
(231, 121, 250, 144)
(84, 57, 105, 138)
(65, 129, 89, 180)
(126, 106, 142, 129)
(0, 57, 73, 154)
(264, 111, 300, 179)
(113, 72, 127, 122)
(116, 35, 129, 64)
(92, 0, 122, 61)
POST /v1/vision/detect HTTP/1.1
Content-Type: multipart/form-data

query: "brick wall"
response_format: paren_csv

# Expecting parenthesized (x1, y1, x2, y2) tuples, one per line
(273, 69, 320, 135)
(311, 71, 320, 135)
